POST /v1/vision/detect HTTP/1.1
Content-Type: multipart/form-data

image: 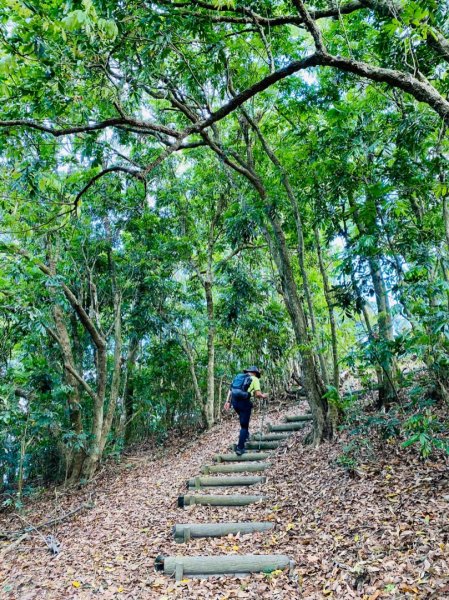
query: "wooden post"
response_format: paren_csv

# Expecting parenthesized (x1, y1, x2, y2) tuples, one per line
(268, 422, 306, 432)
(178, 494, 265, 507)
(214, 453, 271, 463)
(186, 475, 266, 488)
(175, 562, 183, 581)
(201, 463, 270, 474)
(173, 521, 274, 543)
(155, 554, 294, 580)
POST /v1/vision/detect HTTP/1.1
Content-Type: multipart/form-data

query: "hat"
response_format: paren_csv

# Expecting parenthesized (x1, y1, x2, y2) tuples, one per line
(244, 366, 261, 378)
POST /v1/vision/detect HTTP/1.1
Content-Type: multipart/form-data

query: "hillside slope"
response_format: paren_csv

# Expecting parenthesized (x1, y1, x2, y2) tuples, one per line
(1, 401, 448, 599)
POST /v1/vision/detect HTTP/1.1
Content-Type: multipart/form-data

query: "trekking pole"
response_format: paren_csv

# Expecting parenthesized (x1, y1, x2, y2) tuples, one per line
(258, 395, 267, 452)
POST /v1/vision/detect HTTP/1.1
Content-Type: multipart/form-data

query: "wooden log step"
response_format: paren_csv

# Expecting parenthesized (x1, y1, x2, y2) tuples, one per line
(284, 415, 313, 422)
(178, 494, 265, 508)
(201, 463, 270, 474)
(187, 476, 266, 489)
(252, 433, 289, 442)
(173, 521, 274, 543)
(214, 452, 271, 463)
(227, 444, 276, 452)
(245, 441, 280, 450)
(268, 422, 307, 432)
(155, 553, 293, 580)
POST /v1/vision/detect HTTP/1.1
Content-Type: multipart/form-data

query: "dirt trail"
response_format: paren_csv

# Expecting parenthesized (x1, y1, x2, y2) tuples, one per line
(1, 402, 448, 599)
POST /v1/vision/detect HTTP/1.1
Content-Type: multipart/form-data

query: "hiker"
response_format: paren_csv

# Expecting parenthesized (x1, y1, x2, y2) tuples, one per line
(224, 366, 268, 456)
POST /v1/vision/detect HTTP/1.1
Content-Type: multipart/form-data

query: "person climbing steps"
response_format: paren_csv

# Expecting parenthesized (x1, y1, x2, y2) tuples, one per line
(224, 366, 268, 455)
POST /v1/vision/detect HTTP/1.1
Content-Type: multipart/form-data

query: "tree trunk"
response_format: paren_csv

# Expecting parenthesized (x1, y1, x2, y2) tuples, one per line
(52, 304, 85, 481)
(292, 199, 329, 385)
(240, 109, 329, 385)
(349, 267, 384, 392)
(204, 277, 215, 429)
(123, 337, 139, 445)
(265, 215, 333, 442)
(369, 257, 397, 407)
(347, 195, 397, 407)
(98, 292, 123, 457)
(46, 244, 85, 482)
(314, 226, 339, 390)
(181, 336, 206, 425)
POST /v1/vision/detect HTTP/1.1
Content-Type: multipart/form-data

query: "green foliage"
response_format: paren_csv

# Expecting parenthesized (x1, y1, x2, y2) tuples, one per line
(336, 437, 374, 472)
(1, 0, 449, 491)
(402, 411, 449, 458)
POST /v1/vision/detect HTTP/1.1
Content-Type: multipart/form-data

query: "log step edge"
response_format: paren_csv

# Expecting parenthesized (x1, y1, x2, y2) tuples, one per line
(214, 452, 271, 463)
(187, 475, 266, 488)
(155, 554, 295, 580)
(178, 494, 265, 508)
(284, 415, 313, 422)
(172, 521, 274, 542)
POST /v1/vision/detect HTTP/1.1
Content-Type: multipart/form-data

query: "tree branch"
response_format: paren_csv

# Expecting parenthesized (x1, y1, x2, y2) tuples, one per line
(64, 363, 98, 402)
(74, 166, 144, 210)
(7, 245, 106, 351)
(318, 53, 449, 120)
(154, 0, 365, 27)
(291, 0, 326, 53)
(0, 117, 180, 139)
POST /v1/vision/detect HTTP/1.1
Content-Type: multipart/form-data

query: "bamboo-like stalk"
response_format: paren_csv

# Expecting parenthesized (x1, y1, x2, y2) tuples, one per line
(284, 415, 313, 422)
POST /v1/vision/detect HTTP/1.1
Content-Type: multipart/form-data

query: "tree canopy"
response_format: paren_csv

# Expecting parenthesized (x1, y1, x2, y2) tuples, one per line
(1, 0, 448, 494)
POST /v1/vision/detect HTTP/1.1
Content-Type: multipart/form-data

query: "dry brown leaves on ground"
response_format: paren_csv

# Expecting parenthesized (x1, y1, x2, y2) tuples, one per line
(1, 401, 448, 599)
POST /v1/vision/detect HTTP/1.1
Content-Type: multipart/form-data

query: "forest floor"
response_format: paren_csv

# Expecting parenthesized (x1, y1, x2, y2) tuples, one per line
(1, 400, 448, 600)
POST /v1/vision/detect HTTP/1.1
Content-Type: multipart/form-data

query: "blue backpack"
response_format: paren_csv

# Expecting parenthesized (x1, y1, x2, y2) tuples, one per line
(230, 373, 252, 401)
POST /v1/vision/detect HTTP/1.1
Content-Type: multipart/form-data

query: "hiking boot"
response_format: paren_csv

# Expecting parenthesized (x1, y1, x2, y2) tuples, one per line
(235, 447, 246, 456)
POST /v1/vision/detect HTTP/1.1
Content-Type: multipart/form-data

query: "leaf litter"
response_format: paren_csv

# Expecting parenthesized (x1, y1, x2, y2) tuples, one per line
(0, 400, 448, 599)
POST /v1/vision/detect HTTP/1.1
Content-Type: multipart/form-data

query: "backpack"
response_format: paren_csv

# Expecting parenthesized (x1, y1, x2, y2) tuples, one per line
(230, 373, 252, 401)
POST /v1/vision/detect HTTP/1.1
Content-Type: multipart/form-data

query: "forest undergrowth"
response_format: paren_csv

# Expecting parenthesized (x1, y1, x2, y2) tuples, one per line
(1, 399, 448, 600)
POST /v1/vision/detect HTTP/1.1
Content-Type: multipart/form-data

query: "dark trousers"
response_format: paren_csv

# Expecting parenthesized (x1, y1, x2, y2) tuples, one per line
(232, 398, 253, 450)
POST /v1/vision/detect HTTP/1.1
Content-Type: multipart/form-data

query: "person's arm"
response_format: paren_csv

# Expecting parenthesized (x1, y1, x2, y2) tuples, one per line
(224, 389, 231, 410)
(250, 377, 268, 400)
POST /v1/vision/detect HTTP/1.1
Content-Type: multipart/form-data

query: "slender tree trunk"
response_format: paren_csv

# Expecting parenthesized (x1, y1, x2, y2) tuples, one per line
(52, 304, 85, 481)
(348, 267, 384, 392)
(46, 244, 85, 481)
(181, 336, 207, 425)
(215, 375, 225, 422)
(204, 276, 215, 429)
(368, 257, 397, 407)
(239, 109, 329, 384)
(98, 293, 123, 457)
(348, 195, 396, 407)
(123, 337, 139, 445)
(293, 200, 329, 385)
(265, 215, 333, 442)
(314, 226, 339, 390)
